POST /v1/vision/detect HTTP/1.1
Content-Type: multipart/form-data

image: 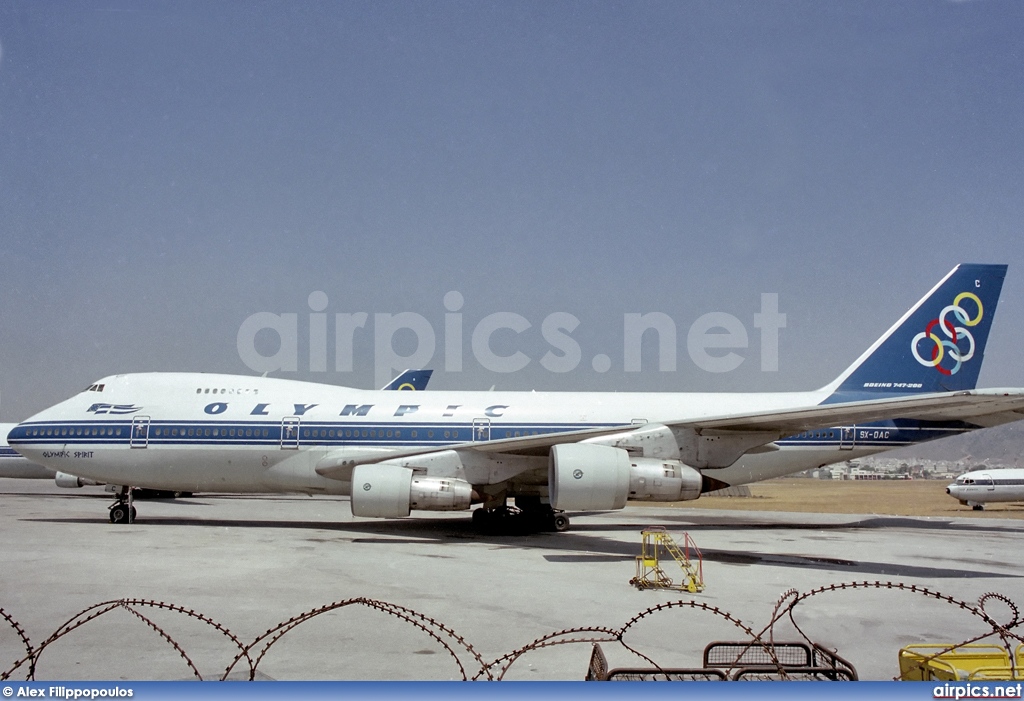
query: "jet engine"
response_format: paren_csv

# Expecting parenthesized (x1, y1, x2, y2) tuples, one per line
(349, 464, 472, 518)
(627, 457, 703, 502)
(549, 443, 704, 511)
(549, 443, 630, 511)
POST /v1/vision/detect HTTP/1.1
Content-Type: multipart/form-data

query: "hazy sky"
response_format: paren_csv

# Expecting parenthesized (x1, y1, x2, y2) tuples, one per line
(1, 1, 1022, 420)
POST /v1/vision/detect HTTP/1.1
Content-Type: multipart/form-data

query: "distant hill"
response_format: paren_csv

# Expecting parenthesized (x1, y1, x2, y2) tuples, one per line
(880, 418, 1024, 468)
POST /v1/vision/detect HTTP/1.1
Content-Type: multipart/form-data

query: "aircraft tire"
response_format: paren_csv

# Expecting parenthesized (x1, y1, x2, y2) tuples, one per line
(552, 514, 570, 532)
(108, 505, 138, 524)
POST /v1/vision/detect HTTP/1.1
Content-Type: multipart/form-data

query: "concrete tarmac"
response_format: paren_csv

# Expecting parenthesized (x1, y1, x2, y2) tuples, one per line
(1, 478, 1022, 681)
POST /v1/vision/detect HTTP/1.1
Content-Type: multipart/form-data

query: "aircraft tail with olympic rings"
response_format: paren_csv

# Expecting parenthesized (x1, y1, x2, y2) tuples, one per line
(822, 263, 1007, 402)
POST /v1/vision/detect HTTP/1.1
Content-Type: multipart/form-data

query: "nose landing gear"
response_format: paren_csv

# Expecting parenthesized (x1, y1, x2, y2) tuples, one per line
(108, 487, 137, 524)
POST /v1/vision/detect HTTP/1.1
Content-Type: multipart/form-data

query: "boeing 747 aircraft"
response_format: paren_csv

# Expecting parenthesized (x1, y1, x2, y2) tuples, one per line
(9, 264, 1024, 528)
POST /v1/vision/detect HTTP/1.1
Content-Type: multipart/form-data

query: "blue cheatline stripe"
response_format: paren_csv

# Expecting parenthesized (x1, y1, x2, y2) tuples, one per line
(9, 417, 974, 453)
(776, 422, 967, 449)
(6, 419, 623, 450)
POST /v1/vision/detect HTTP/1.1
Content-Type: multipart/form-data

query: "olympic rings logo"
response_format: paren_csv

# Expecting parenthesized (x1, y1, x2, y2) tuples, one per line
(910, 292, 983, 376)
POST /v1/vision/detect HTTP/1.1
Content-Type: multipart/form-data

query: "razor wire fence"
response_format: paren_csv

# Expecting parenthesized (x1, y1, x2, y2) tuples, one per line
(2, 581, 1021, 681)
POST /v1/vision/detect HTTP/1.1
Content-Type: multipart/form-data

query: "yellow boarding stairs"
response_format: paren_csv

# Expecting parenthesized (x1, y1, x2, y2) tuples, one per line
(630, 527, 704, 593)
(899, 644, 1024, 681)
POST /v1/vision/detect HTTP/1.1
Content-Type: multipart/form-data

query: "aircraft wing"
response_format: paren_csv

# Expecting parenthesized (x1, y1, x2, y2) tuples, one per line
(315, 388, 1024, 479)
(314, 423, 635, 478)
(677, 388, 1024, 433)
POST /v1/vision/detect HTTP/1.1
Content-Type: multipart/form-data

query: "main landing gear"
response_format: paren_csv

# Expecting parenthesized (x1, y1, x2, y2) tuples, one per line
(108, 487, 137, 524)
(471, 505, 570, 534)
(105, 487, 196, 523)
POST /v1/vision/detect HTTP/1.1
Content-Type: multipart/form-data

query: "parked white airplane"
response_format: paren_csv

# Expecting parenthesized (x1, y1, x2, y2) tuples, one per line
(1, 423, 57, 479)
(946, 468, 1024, 510)
(9, 264, 1024, 528)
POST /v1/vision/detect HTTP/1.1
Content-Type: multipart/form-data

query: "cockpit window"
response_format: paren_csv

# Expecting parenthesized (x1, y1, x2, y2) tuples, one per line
(83, 383, 105, 392)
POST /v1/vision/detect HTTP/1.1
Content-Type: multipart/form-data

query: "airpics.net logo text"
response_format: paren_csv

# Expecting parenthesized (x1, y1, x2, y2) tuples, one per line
(236, 291, 787, 389)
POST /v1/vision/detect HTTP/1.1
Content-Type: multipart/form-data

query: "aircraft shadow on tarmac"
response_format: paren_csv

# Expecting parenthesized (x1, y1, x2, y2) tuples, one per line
(21, 498, 1021, 581)
(10, 490, 1023, 533)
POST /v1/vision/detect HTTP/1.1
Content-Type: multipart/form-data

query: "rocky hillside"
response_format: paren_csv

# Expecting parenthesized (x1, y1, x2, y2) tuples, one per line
(882, 418, 1024, 467)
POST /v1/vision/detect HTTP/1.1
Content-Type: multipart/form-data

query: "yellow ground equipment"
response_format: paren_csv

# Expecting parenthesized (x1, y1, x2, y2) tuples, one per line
(630, 527, 704, 592)
(899, 643, 1024, 681)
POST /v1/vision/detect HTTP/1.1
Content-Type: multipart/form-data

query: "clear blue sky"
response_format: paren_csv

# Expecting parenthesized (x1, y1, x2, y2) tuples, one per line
(1, 1, 1022, 419)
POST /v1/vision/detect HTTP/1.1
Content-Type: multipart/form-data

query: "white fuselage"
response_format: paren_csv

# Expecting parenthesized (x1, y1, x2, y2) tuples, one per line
(9, 372, 925, 497)
(946, 469, 1024, 506)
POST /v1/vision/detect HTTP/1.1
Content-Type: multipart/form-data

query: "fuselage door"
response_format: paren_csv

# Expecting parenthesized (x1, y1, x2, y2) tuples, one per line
(130, 416, 151, 449)
(839, 426, 856, 450)
(979, 473, 995, 491)
(281, 416, 300, 450)
(472, 418, 491, 442)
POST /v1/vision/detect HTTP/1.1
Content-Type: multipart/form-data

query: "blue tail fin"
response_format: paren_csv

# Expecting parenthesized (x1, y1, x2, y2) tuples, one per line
(823, 264, 1007, 402)
(381, 369, 433, 391)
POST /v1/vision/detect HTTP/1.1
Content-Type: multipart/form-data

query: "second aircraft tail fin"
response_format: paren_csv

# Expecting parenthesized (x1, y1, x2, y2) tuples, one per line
(381, 369, 433, 391)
